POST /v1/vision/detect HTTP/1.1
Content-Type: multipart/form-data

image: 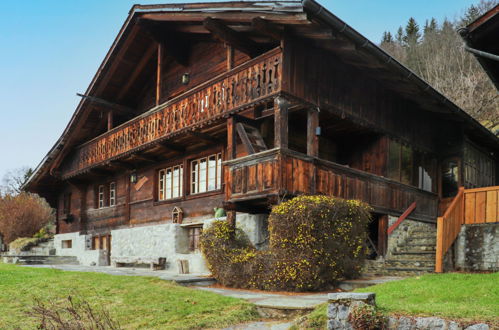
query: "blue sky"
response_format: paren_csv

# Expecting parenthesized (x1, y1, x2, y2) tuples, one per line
(0, 0, 478, 179)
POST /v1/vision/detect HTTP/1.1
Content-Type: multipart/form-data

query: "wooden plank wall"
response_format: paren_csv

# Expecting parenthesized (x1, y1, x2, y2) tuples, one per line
(464, 186, 499, 224)
(282, 41, 448, 154)
(226, 149, 438, 221)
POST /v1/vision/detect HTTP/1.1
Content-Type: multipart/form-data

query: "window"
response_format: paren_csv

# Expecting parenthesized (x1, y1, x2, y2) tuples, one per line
(98, 185, 105, 208)
(191, 153, 222, 194)
(109, 182, 116, 206)
(61, 240, 73, 249)
(188, 227, 203, 252)
(63, 193, 71, 215)
(158, 165, 183, 200)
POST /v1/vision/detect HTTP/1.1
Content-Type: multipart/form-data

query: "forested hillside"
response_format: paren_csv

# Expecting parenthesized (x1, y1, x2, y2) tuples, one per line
(379, 1, 498, 135)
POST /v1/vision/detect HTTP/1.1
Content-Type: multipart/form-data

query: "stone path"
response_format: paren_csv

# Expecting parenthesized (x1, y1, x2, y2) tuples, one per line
(22, 264, 215, 286)
(197, 286, 328, 309)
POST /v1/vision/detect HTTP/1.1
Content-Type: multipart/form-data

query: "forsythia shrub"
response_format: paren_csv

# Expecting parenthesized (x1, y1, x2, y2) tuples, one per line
(201, 195, 372, 291)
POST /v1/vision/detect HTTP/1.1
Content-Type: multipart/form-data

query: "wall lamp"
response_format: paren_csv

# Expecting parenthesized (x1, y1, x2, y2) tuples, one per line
(130, 172, 138, 183)
(182, 73, 190, 85)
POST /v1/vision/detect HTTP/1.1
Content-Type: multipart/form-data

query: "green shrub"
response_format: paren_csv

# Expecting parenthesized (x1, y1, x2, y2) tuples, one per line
(201, 195, 372, 291)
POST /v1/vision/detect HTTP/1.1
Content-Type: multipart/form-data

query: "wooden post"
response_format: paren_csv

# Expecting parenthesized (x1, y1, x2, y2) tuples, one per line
(226, 45, 234, 71)
(107, 111, 114, 131)
(274, 96, 289, 149)
(435, 216, 444, 273)
(156, 43, 163, 106)
(378, 215, 388, 257)
(307, 108, 319, 157)
(227, 117, 236, 160)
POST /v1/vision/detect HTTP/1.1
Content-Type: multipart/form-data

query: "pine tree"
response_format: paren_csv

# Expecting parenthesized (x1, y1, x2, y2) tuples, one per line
(462, 5, 481, 25)
(381, 31, 394, 44)
(424, 18, 438, 36)
(403, 17, 421, 46)
(396, 26, 404, 44)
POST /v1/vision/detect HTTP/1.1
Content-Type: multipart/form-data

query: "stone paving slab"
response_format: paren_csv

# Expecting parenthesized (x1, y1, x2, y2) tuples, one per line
(224, 321, 294, 330)
(22, 264, 214, 285)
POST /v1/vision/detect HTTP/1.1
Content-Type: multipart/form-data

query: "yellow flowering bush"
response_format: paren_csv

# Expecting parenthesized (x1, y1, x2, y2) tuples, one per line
(201, 195, 372, 291)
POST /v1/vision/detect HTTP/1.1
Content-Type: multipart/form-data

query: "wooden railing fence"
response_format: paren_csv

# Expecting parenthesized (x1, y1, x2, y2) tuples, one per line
(62, 48, 282, 178)
(435, 185, 499, 272)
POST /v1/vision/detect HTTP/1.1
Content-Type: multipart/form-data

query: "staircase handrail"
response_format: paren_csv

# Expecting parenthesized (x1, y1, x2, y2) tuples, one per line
(435, 186, 465, 273)
(387, 201, 417, 235)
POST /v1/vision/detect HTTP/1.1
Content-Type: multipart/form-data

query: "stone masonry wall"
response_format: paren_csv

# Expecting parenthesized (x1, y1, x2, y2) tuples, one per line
(454, 223, 499, 271)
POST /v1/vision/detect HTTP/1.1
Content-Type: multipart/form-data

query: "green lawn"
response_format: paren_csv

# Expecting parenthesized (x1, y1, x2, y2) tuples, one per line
(298, 272, 499, 329)
(0, 263, 258, 329)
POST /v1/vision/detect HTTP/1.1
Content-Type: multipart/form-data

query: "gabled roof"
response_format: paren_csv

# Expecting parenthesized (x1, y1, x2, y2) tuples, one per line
(459, 4, 499, 91)
(24, 0, 499, 193)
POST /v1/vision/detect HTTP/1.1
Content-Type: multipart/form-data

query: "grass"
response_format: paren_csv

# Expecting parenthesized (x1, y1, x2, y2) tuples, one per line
(297, 272, 499, 329)
(0, 263, 259, 329)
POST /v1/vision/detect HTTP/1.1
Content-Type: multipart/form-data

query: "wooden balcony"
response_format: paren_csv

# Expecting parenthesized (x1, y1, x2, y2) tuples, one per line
(224, 148, 439, 222)
(62, 48, 282, 178)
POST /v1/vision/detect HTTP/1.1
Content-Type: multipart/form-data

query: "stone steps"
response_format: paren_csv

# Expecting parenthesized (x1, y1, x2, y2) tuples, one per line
(385, 259, 435, 268)
(3, 255, 79, 265)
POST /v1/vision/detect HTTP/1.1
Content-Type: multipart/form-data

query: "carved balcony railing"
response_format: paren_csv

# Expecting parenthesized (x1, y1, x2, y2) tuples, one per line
(224, 148, 439, 222)
(62, 48, 282, 178)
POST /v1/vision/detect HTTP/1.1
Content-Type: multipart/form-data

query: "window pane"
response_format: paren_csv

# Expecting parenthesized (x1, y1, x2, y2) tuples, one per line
(208, 155, 216, 191)
(158, 170, 165, 200)
(173, 166, 180, 198)
(442, 160, 459, 197)
(217, 153, 222, 189)
(191, 161, 198, 194)
(199, 158, 207, 193)
(165, 168, 172, 199)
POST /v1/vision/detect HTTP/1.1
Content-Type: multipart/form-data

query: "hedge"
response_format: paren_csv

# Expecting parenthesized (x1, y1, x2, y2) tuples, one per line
(201, 195, 372, 291)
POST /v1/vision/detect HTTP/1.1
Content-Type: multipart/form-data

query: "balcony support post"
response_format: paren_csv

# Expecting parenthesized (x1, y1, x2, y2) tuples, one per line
(107, 111, 114, 131)
(274, 96, 289, 149)
(307, 108, 319, 157)
(156, 42, 163, 106)
(227, 117, 237, 160)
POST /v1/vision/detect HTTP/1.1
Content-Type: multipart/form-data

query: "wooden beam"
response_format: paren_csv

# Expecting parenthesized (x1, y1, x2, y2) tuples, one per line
(307, 108, 319, 157)
(227, 117, 236, 160)
(139, 19, 189, 67)
(107, 111, 114, 131)
(156, 42, 163, 106)
(203, 17, 260, 57)
(236, 122, 256, 155)
(226, 45, 234, 70)
(251, 17, 283, 40)
(274, 96, 289, 149)
(108, 160, 135, 170)
(132, 153, 158, 163)
(189, 131, 221, 145)
(77, 93, 135, 115)
(117, 43, 157, 102)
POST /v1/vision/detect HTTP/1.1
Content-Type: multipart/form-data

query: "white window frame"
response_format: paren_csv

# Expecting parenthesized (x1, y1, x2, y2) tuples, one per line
(190, 152, 222, 194)
(109, 182, 116, 206)
(158, 165, 183, 201)
(98, 185, 105, 208)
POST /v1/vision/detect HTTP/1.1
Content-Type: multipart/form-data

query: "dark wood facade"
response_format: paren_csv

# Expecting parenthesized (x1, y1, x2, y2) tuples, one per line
(25, 1, 499, 240)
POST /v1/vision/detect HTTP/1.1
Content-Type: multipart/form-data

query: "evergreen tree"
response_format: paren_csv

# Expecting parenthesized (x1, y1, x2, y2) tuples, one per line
(424, 18, 438, 36)
(403, 17, 421, 46)
(462, 5, 481, 25)
(381, 31, 394, 44)
(396, 26, 404, 44)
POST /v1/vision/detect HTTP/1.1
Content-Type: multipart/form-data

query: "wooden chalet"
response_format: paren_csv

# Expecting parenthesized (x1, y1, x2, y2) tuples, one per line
(24, 0, 499, 274)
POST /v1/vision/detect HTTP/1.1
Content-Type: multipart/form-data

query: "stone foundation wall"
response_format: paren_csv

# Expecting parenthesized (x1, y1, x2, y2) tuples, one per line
(454, 223, 499, 271)
(54, 232, 107, 266)
(327, 292, 491, 330)
(53, 212, 268, 273)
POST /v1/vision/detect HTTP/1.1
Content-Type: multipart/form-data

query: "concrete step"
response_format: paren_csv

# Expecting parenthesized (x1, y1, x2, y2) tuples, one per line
(386, 259, 435, 268)
(398, 245, 436, 252)
(384, 267, 434, 276)
(390, 251, 435, 261)
(407, 237, 436, 245)
(408, 231, 436, 238)
(4, 255, 79, 265)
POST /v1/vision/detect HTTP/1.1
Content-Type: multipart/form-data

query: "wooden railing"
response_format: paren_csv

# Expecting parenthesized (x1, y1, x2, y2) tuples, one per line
(435, 185, 499, 272)
(387, 202, 417, 235)
(435, 187, 464, 273)
(224, 149, 439, 222)
(62, 48, 282, 178)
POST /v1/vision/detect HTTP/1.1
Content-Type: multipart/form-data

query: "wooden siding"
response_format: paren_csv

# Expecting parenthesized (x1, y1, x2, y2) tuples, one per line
(464, 186, 499, 224)
(282, 41, 447, 153)
(225, 149, 438, 222)
(61, 48, 282, 179)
